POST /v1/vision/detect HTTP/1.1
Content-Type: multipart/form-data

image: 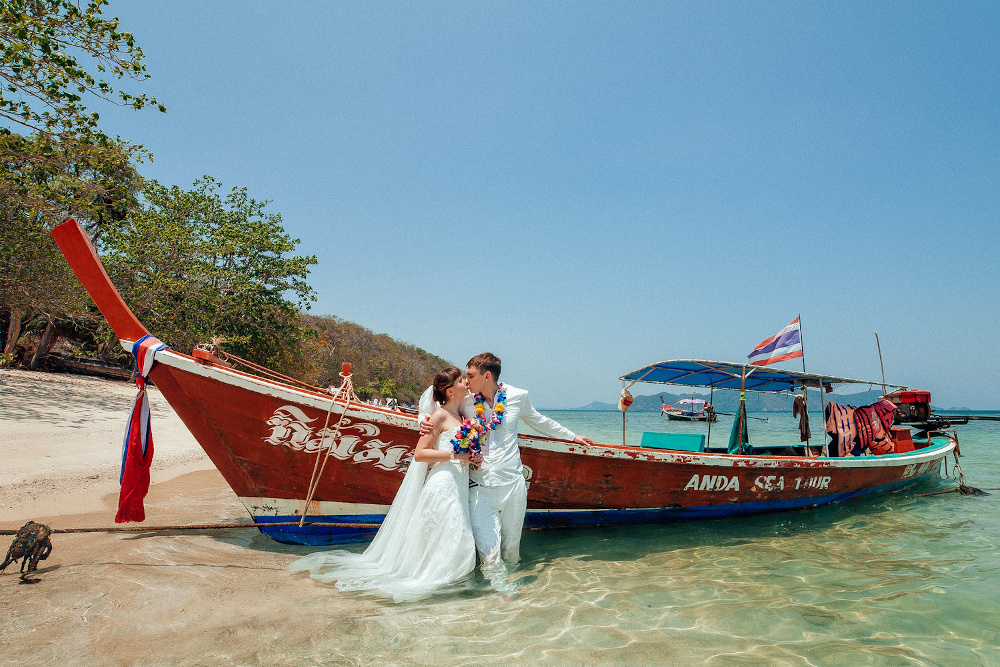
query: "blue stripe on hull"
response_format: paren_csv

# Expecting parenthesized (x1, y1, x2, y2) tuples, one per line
(252, 470, 941, 546)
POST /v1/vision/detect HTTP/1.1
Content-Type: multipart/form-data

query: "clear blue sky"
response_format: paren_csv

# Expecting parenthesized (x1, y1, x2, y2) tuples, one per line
(91, 1, 999, 408)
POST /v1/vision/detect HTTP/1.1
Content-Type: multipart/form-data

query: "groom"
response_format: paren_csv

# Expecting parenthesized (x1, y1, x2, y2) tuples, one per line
(425, 353, 594, 567)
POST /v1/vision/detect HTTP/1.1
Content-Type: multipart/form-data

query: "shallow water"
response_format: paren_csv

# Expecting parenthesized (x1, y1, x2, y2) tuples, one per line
(270, 411, 1000, 665)
(6, 411, 997, 665)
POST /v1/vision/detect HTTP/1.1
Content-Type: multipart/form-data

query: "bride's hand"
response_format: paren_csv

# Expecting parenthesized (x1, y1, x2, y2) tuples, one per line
(468, 451, 482, 466)
(419, 417, 433, 436)
(453, 452, 471, 462)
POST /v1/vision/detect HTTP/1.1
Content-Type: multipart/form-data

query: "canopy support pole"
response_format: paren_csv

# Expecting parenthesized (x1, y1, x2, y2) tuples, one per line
(819, 377, 828, 456)
(738, 367, 746, 455)
(706, 386, 714, 448)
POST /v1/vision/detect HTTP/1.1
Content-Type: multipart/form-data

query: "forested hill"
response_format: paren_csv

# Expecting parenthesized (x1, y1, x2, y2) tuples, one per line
(300, 314, 452, 405)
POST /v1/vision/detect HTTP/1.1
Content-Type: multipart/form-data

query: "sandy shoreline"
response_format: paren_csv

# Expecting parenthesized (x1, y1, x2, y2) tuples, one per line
(1, 368, 226, 526)
(1, 369, 380, 666)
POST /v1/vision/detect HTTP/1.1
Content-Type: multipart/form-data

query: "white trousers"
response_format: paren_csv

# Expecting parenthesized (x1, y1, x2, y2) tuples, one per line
(469, 476, 527, 566)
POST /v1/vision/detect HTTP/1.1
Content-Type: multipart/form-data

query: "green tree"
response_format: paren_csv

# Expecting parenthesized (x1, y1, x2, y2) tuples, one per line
(99, 177, 318, 368)
(1, 0, 162, 216)
(0, 131, 140, 357)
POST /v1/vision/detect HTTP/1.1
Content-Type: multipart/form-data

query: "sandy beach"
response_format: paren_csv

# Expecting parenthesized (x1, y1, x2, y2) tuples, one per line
(0, 369, 378, 665)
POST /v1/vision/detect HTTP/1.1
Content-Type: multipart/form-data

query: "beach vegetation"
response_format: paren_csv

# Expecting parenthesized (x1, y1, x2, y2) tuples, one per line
(300, 314, 451, 404)
(0, 0, 163, 215)
(97, 176, 318, 369)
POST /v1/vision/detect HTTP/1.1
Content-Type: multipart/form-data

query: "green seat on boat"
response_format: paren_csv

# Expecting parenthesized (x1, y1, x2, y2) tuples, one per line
(640, 432, 706, 452)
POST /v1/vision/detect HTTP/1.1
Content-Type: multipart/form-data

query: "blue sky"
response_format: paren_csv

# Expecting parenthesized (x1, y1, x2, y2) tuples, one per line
(89, 1, 999, 408)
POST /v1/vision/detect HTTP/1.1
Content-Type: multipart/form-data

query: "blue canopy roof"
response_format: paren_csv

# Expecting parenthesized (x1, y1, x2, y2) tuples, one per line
(620, 359, 898, 394)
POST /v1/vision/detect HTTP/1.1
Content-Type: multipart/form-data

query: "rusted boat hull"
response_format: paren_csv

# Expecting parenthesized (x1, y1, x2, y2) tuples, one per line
(51, 219, 956, 546)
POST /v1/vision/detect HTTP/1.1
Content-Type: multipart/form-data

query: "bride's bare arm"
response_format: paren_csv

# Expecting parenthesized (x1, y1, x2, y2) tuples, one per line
(414, 410, 470, 462)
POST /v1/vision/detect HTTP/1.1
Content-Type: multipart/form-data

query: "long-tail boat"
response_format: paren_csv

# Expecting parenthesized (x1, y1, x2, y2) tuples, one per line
(51, 219, 958, 546)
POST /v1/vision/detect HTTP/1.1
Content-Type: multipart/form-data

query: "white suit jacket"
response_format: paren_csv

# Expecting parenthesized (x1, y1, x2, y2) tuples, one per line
(468, 384, 575, 487)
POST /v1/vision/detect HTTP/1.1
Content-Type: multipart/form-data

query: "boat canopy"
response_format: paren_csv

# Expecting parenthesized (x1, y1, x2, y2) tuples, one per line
(620, 359, 900, 394)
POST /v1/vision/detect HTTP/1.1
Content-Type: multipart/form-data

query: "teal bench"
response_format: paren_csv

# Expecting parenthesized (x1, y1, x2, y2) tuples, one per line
(640, 432, 706, 452)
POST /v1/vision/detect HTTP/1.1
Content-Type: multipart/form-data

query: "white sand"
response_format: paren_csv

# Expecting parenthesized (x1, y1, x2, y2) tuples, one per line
(1, 369, 376, 665)
(1, 368, 217, 522)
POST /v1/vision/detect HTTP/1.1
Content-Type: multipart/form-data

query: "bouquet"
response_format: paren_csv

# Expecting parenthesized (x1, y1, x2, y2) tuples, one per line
(451, 419, 482, 469)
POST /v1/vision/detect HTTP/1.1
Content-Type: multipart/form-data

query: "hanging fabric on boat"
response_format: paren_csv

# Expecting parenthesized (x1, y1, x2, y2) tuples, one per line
(727, 393, 750, 454)
(116, 335, 169, 523)
(792, 394, 811, 442)
(855, 400, 895, 455)
(824, 402, 857, 457)
(747, 317, 803, 367)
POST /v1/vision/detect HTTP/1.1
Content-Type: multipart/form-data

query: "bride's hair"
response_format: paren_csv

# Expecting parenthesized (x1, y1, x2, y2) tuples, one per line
(432, 367, 462, 405)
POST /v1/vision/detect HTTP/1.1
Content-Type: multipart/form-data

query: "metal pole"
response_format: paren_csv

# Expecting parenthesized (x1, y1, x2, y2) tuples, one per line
(819, 376, 828, 456)
(799, 313, 806, 374)
(738, 367, 746, 455)
(707, 385, 714, 449)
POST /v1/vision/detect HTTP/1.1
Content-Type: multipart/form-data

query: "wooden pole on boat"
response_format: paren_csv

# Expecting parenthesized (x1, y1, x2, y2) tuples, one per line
(798, 314, 809, 446)
(875, 332, 887, 396)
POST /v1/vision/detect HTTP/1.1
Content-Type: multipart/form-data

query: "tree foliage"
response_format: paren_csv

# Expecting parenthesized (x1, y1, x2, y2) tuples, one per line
(1, 0, 163, 139)
(1, 0, 161, 216)
(98, 177, 318, 365)
(0, 131, 140, 353)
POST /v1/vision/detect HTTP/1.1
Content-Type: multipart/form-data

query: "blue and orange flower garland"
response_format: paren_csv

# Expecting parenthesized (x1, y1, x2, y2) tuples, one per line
(474, 383, 506, 431)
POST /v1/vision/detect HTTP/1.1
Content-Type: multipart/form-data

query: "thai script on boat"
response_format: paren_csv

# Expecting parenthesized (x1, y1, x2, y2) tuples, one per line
(262, 405, 410, 472)
(683, 474, 740, 492)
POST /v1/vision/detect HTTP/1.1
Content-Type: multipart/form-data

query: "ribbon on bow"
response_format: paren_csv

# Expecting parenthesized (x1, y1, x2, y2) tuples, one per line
(115, 334, 169, 523)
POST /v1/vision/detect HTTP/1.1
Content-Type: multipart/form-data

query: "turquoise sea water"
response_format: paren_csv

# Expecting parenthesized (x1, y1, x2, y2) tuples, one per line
(285, 411, 1000, 665)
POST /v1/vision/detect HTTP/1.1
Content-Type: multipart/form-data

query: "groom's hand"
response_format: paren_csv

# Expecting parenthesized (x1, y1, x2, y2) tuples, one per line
(573, 434, 595, 445)
(419, 417, 433, 436)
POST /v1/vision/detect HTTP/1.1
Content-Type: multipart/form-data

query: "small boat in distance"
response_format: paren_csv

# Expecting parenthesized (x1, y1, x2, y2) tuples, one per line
(661, 395, 717, 422)
(51, 219, 961, 546)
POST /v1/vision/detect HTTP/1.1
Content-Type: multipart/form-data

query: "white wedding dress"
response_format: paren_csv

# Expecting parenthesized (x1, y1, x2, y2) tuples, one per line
(288, 426, 476, 602)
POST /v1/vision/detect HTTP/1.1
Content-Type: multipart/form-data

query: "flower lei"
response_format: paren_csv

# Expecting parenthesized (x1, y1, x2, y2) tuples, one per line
(474, 383, 507, 432)
(450, 419, 483, 469)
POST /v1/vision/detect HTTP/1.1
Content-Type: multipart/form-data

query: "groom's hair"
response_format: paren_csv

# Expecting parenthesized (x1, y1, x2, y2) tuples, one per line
(467, 352, 501, 381)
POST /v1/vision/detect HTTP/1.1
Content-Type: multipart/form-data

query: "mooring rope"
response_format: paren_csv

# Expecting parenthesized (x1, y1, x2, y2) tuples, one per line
(0, 520, 381, 536)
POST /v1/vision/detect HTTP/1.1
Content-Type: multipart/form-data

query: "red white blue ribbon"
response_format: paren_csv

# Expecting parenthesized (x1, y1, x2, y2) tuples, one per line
(115, 334, 169, 523)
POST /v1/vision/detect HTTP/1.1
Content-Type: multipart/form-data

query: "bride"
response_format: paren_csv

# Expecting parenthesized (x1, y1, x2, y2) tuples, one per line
(288, 367, 478, 601)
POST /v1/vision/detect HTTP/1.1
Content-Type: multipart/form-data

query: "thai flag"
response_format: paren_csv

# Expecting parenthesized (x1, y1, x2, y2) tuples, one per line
(748, 318, 803, 367)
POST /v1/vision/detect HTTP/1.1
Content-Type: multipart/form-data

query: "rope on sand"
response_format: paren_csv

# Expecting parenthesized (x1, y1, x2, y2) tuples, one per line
(0, 521, 380, 536)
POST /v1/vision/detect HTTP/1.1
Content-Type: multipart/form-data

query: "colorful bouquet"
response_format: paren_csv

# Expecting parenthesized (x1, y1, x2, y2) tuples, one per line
(451, 419, 483, 469)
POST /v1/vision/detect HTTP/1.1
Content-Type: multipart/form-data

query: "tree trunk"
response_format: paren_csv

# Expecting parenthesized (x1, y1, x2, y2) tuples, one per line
(4, 308, 22, 354)
(30, 316, 56, 369)
(98, 328, 118, 361)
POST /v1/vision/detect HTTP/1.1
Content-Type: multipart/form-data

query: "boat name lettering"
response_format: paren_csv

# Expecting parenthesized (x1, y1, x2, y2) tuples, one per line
(262, 405, 410, 472)
(682, 474, 739, 492)
(793, 475, 831, 490)
(752, 475, 785, 492)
